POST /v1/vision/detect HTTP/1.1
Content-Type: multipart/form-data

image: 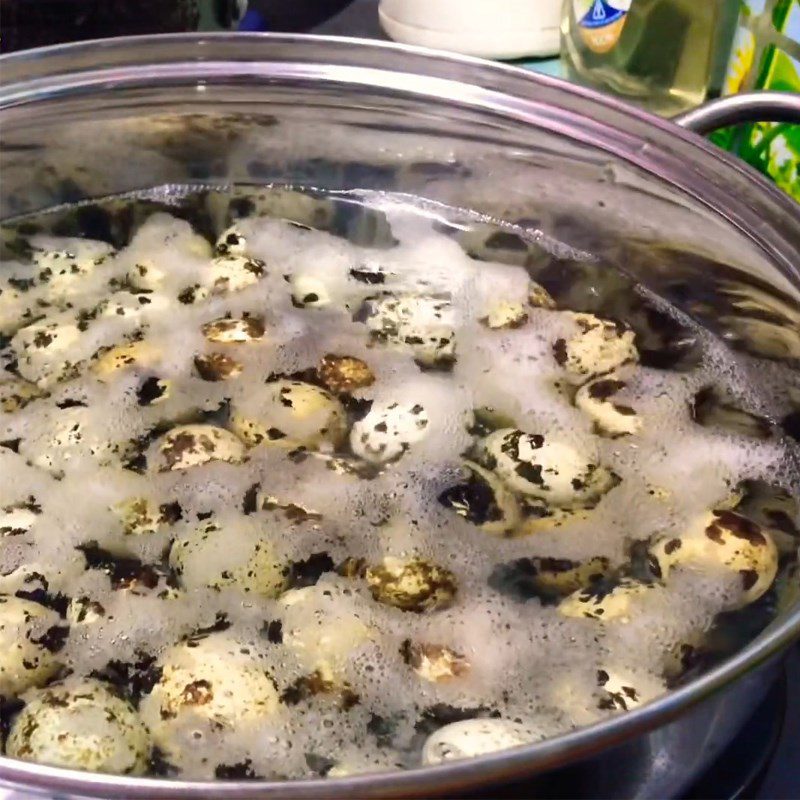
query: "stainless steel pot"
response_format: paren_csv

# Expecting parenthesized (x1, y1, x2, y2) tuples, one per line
(1, 33, 799, 800)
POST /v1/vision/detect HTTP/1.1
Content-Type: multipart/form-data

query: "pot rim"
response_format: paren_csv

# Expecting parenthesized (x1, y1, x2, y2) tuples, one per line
(0, 32, 799, 799)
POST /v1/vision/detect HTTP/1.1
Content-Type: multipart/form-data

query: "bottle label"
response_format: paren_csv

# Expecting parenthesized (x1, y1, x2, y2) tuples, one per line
(573, 0, 632, 54)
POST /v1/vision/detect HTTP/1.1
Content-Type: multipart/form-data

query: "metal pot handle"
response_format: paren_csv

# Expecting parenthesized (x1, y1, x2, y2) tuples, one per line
(673, 91, 800, 135)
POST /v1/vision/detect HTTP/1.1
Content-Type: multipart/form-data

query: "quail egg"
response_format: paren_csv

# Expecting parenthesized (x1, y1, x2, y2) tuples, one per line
(0, 498, 40, 537)
(169, 516, 286, 596)
(438, 460, 521, 536)
(11, 316, 84, 387)
(488, 556, 612, 604)
(200, 316, 265, 344)
(152, 424, 246, 472)
(0, 377, 45, 413)
(207, 254, 266, 294)
(6, 678, 150, 775)
(67, 596, 106, 626)
(515, 504, 593, 535)
(193, 352, 243, 382)
(574, 377, 642, 437)
(94, 290, 171, 322)
(528, 282, 556, 310)
(281, 583, 371, 672)
(111, 497, 181, 536)
(366, 557, 457, 613)
(401, 640, 470, 683)
(31, 242, 114, 295)
(558, 578, 661, 622)
(480, 301, 529, 330)
(139, 632, 281, 757)
(91, 340, 160, 381)
(480, 428, 617, 508)
(553, 313, 638, 382)
(421, 718, 533, 765)
(349, 401, 429, 464)
(127, 259, 167, 292)
(0, 595, 64, 696)
(290, 274, 331, 308)
(214, 225, 248, 257)
(317, 354, 375, 394)
(595, 668, 664, 713)
(650, 510, 778, 607)
(360, 293, 456, 368)
(231, 380, 346, 450)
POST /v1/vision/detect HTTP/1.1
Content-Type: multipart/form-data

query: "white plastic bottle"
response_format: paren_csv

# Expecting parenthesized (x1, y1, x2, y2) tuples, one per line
(379, 0, 563, 59)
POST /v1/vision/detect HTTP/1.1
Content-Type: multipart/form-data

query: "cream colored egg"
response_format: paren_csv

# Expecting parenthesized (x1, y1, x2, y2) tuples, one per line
(153, 424, 246, 472)
(0, 595, 63, 696)
(208, 254, 265, 294)
(6, 679, 150, 775)
(214, 225, 248, 257)
(575, 376, 642, 437)
(481, 428, 616, 508)
(11, 316, 83, 387)
(281, 583, 371, 672)
(200, 316, 265, 344)
(231, 380, 346, 450)
(554, 313, 638, 382)
(91, 340, 160, 381)
(349, 402, 429, 464)
(421, 718, 532, 765)
(558, 579, 661, 623)
(169, 517, 285, 596)
(650, 510, 778, 607)
(366, 557, 457, 613)
(480, 301, 529, 330)
(290, 274, 331, 308)
(139, 633, 281, 758)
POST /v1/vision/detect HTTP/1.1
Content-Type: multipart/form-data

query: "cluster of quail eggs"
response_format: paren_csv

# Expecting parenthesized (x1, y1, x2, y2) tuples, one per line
(0, 196, 796, 783)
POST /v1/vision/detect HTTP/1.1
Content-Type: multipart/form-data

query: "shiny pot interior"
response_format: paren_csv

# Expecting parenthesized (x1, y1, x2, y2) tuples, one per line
(0, 33, 799, 800)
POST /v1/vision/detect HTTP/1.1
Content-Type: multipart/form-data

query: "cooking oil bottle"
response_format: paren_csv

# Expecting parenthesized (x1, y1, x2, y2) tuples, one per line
(561, 0, 736, 116)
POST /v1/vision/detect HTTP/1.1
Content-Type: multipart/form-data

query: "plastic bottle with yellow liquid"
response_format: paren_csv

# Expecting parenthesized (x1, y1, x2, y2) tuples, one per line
(561, 0, 736, 116)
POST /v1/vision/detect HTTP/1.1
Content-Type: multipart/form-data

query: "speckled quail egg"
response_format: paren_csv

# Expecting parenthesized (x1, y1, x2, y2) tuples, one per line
(349, 401, 429, 464)
(214, 225, 248, 257)
(280, 583, 371, 672)
(200, 315, 265, 344)
(127, 259, 165, 291)
(152, 424, 246, 472)
(480, 428, 617, 508)
(111, 497, 181, 536)
(0, 498, 40, 537)
(366, 557, 457, 613)
(553, 313, 638, 382)
(0, 595, 63, 696)
(169, 516, 285, 596)
(650, 510, 778, 607)
(290, 274, 331, 308)
(6, 679, 150, 775)
(480, 301, 529, 330)
(207, 254, 266, 294)
(594, 668, 664, 713)
(91, 340, 160, 381)
(0, 377, 45, 413)
(11, 316, 84, 387)
(31, 242, 114, 294)
(515, 504, 593, 535)
(317, 354, 375, 394)
(438, 460, 521, 536)
(22, 412, 128, 475)
(95, 290, 171, 322)
(360, 293, 456, 368)
(401, 640, 470, 683)
(558, 578, 661, 622)
(139, 632, 281, 756)
(231, 379, 346, 450)
(421, 718, 533, 765)
(488, 556, 612, 604)
(574, 376, 642, 437)
(193, 352, 243, 382)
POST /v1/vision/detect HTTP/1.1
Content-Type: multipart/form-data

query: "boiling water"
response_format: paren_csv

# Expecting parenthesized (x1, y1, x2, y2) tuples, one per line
(0, 186, 797, 780)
